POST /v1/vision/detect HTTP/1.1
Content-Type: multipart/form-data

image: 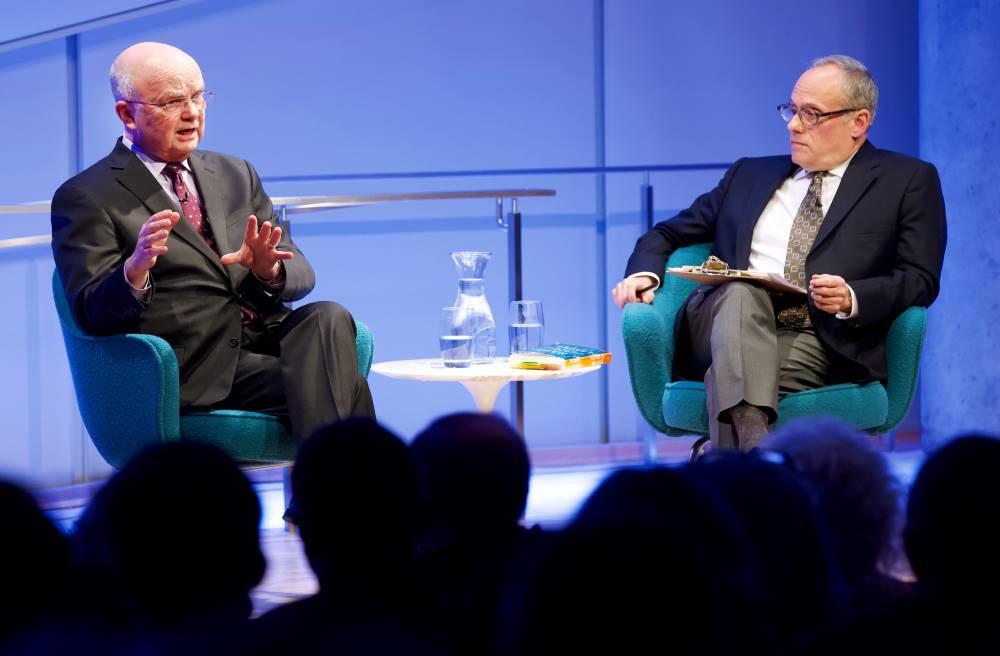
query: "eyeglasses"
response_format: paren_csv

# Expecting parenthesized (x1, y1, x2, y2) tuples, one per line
(126, 90, 213, 115)
(778, 103, 859, 127)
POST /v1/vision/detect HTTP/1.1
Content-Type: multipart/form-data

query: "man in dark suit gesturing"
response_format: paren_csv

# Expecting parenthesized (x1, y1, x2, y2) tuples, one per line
(612, 55, 946, 451)
(52, 42, 375, 445)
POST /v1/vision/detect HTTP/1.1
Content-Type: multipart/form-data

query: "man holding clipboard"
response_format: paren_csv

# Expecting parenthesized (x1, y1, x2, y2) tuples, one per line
(612, 55, 946, 451)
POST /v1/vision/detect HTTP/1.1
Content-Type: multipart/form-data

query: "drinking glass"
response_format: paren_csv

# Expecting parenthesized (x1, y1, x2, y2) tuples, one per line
(440, 306, 473, 367)
(509, 300, 544, 354)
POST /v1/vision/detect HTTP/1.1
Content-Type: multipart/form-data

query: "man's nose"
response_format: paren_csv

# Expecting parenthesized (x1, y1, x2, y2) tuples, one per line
(787, 112, 804, 133)
(180, 99, 201, 117)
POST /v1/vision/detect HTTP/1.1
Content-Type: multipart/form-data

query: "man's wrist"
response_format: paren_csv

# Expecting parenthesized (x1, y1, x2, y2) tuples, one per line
(253, 263, 281, 282)
(124, 258, 150, 290)
(253, 262, 285, 288)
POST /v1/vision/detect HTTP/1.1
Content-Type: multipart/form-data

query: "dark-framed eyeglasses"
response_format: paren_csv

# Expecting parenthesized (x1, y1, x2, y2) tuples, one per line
(126, 90, 213, 115)
(778, 102, 859, 127)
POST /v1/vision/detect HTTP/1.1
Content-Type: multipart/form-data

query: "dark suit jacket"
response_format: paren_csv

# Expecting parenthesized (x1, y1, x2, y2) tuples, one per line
(624, 140, 947, 383)
(51, 140, 316, 407)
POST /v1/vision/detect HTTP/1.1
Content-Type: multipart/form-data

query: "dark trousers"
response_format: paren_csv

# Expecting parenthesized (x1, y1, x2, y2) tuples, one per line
(679, 282, 852, 450)
(214, 301, 376, 441)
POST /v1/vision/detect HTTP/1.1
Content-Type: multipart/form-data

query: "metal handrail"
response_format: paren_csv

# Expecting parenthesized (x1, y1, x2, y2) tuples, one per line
(0, 188, 555, 251)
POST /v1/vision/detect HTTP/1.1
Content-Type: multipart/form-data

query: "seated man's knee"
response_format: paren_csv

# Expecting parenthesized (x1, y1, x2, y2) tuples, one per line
(306, 300, 351, 323)
(718, 281, 765, 302)
(295, 301, 355, 335)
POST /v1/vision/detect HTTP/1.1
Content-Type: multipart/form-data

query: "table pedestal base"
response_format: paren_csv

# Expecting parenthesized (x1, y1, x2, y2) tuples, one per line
(458, 378, 509, 412)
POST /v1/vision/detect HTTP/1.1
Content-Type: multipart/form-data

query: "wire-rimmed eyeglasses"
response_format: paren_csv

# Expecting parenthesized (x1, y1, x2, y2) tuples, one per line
(125, 90, 213, 115)
(778, 102, 859, 127)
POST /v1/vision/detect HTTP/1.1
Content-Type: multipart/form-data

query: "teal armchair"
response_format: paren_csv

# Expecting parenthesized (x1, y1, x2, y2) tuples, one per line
(53, 270, 373, 469)
(622, 243, 925, 446)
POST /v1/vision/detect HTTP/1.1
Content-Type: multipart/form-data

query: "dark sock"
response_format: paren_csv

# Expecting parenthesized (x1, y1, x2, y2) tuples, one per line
(729, 403, 770, 451)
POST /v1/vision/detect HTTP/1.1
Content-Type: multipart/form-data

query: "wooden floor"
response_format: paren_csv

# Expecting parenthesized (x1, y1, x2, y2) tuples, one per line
(253, 529, 318, 616)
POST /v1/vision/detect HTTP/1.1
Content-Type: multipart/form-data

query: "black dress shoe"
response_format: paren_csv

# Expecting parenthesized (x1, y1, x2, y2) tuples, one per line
(690, 436, 711, 462)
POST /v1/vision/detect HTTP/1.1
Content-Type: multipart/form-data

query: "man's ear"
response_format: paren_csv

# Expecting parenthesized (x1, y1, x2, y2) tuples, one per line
(851, 109, 871, 139)
(115, 100, 136, 130)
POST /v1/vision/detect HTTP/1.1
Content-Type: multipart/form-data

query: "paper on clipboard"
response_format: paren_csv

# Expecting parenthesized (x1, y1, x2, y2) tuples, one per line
(667, 265, 806, 295)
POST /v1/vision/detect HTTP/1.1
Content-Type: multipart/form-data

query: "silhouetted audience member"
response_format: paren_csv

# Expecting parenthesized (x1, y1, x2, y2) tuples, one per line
(411, 413, 546, 655)
(765, 418, 912, 614)
(691, 451, 848, 649)
(512, 466, 770, 655)
(247, 418, 440, 654)
(901, 434, 1000, 647)
(72, 442, 265, 653)
(797, 434, 1000, 655)
(0, 481, 74, 648)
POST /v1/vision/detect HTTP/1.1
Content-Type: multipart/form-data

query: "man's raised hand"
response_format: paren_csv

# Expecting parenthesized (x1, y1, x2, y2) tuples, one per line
(125, 209, 181, 288)
(220, 215, 295, 280)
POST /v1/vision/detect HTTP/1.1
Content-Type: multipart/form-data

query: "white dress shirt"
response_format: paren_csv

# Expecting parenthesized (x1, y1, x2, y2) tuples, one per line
(631, 150, 860, 319)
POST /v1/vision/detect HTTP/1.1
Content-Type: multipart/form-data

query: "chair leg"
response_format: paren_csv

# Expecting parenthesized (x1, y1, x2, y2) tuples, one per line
(642, 426, 659, 464)
(884, 430, 896, 452)
(282, 465, 298, 534)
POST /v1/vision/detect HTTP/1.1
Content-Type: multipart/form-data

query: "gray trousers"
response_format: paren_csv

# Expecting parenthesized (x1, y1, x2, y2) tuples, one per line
(681, 282, 849, 450)
(216, 301, 376, 441)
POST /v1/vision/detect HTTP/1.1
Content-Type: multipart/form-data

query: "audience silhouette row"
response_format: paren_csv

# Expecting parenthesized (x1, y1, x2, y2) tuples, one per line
(2, 414, 997, 654)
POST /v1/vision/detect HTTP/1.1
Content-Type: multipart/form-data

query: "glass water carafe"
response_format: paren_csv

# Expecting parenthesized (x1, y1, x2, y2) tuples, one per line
(451, 251, 496, 363)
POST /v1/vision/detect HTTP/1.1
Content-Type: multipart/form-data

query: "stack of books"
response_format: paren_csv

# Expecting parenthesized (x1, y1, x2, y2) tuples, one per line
(508, 344, 612, 370)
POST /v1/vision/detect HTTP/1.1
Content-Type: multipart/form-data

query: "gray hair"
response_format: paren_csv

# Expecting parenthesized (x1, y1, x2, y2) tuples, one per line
(109, 57, 134, 101)
(811, 54, 878, 124)
(764, 418, 901, 580)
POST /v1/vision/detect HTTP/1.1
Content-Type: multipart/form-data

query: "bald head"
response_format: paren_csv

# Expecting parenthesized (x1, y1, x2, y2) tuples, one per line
(110, 42, 206, 162)
(110, 42, 201, 101)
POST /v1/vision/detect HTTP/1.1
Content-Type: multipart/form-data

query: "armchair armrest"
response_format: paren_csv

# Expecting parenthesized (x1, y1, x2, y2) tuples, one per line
(62, 330, 181, 468)
(52, 271, 181, 469)
(878, 306, 927, 434)
(622, 301, 672, 433)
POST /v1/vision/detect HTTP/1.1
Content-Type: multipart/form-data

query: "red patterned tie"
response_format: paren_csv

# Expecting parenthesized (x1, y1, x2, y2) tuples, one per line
(163, 163, 257, 327)
(162, 163, 217, 253)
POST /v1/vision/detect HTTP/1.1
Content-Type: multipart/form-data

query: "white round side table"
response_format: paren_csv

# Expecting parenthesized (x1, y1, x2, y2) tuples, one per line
(370, 357, 603, 412)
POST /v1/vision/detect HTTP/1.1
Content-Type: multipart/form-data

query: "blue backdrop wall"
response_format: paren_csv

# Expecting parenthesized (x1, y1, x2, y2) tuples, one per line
(919, 0, 1000, 449)
(0, 0, 922, 486)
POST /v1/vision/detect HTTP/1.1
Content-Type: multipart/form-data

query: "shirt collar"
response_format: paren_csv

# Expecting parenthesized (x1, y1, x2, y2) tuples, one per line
(792, 146, 861, 181)
(121, 135, 191, 174)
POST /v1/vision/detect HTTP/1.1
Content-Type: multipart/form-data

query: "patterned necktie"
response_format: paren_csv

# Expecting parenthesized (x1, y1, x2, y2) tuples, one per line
(163, 163, 258, 327)
(776, 171, 827, 329)
(163, 163, 217, 253)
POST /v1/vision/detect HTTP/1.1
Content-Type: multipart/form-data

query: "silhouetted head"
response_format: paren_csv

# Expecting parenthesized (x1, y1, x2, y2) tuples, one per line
(516, 466, 768, 655)
(0, 481, 73, 638)
(74, 442, 264, 626)
(411, 412, 529, 547)
(292, 418, 420, 590)
(766, 418, 902, 584)
(905, 434, 1000, 598)
(691, 450, 847, 646)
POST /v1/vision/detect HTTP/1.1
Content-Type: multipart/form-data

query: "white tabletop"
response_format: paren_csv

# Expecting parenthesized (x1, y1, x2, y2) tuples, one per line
(370, 357, 603, 412)
(371, 357, 601, 382)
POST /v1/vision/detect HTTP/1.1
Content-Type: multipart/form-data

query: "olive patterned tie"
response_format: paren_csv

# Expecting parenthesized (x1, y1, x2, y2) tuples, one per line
(775, 171, 827, 329)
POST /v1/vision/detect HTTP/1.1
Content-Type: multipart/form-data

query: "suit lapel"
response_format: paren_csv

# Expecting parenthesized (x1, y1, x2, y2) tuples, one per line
(812, 140, 879, 252)
(110, 141, 177, 218)
(737, 158, 799, 264)
(187, 152, 231, 256)
(188, 152, 245, 288)
(111, 141, 230, 279)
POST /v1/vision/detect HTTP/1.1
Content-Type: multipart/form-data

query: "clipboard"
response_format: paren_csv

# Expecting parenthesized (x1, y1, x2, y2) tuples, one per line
(667, 256, 806, 295)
